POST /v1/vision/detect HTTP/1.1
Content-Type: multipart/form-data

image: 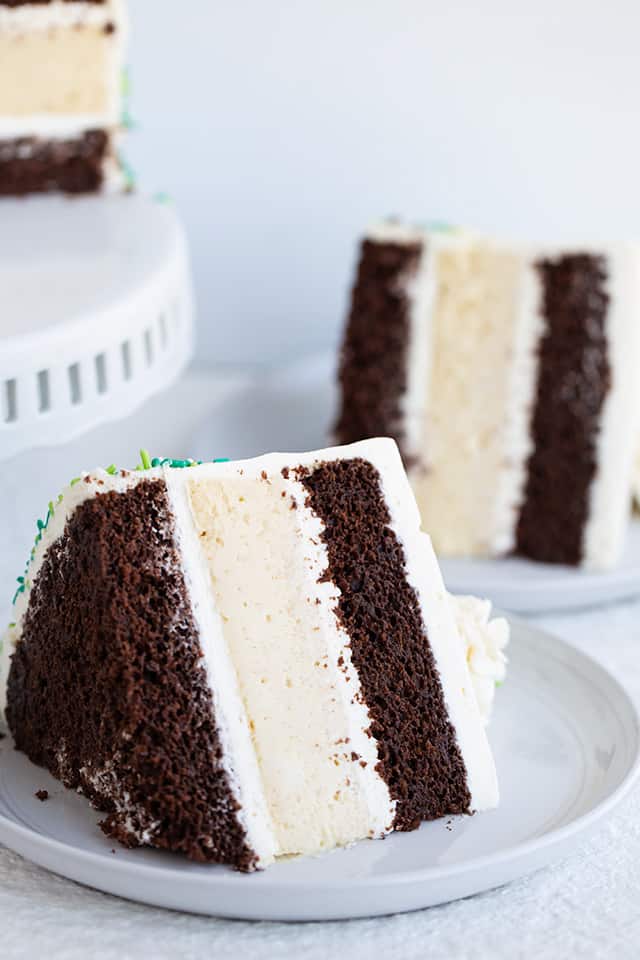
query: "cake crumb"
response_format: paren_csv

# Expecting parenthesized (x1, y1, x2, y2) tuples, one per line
(35, 789, 49, 802)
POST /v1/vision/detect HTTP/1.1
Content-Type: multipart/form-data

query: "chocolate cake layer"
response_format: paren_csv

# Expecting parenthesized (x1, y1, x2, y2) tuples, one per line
(334, 239, 422, 463)
(0, 130, 108, 196)
(7, 479, 256, 871)
(516, 255, 611, 565)
(299, 457, 471, 829)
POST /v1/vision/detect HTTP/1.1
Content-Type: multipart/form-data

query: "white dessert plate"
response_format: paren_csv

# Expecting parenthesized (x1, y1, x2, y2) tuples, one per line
(192, 353, 640, 614)
(1, 619, 638, 921)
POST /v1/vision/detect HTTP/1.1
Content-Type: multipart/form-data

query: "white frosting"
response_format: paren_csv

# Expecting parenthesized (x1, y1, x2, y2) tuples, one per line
(451, 596, 509, 724)
(0, 0, 127, 137)
(0, 439, 499, 847)
(0, 1, 121, 31)
(490, 253, 545, 554)
(0, 115, 119, 138)
(582, 246, 640, 567)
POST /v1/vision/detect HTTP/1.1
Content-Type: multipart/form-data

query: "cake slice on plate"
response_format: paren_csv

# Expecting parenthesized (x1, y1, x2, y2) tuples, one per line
(1, 439, 503, 871)
(336, 221, 640, 568)
(0, 0, 128, 195)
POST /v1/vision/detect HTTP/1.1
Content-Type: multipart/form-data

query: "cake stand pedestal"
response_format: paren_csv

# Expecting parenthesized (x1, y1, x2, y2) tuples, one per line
(0, 194, 194, 462)
(0, 194, 195, 625)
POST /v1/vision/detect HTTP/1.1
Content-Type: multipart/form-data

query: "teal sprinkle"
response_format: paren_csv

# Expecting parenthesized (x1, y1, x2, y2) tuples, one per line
(120, 156, 136, 191)
(213, 458, 230, 463)
(121, 108, 134, 131)
(151, 458, 162, 468)
(139, 449, 152, 471)
(424, 220, 455, 233)
(17, 577, 24, 585)
(37, 519, 45, 531)
(153, 192, 171, 205)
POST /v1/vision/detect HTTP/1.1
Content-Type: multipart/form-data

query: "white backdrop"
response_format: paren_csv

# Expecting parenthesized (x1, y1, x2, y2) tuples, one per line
(127, 0, 640, 366)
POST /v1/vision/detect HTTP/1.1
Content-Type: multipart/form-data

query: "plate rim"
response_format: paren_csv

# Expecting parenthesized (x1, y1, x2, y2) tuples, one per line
(1, 620, 639, 911)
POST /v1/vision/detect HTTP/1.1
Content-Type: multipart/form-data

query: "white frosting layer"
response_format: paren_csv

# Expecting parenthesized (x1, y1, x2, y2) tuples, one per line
(490, 253, 545, 555)
(0, 439, 499, 850)
(583, 246, 640, 567)
(451, 596, 509, 724)
(0, 1, 120, 31)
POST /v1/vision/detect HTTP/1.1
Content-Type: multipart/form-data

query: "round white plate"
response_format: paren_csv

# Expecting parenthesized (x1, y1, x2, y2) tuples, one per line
(0, 620, 638, 921)
(192, 353, 640, 614)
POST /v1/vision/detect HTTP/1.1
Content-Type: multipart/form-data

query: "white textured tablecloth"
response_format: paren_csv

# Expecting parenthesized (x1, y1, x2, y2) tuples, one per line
(2, 374, 640, 959)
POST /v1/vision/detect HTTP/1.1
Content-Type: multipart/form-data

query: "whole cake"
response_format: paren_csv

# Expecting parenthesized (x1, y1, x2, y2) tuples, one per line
(0, 440, 506, 871)
(335, 221, 640, 568)
(0, 0, 128, 195)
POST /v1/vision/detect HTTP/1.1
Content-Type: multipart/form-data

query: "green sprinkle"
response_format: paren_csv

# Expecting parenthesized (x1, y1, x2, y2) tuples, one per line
(70, 477, 81, 486)
(8, 623, 15, 630)
(139, 449, 152, 470)
(151, 457, 162, 468)
(57, 493, 63, 504)
(106, 464, 118, 476)
(48, 500, 55, 516)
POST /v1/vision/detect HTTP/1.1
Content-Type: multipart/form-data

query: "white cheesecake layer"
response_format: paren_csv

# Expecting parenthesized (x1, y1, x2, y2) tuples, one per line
(412, 239, 523, 558)
(0, 0, 126, 136)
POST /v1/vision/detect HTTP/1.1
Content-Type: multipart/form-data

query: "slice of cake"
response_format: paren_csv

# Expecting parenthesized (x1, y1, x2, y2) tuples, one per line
(0, 0, 128, 195)
(0, 440, 501, 871)
(336, 221, 640, 568)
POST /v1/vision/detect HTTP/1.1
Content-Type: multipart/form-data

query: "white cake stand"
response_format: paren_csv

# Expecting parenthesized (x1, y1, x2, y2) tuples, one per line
(0, 195, 194, 463)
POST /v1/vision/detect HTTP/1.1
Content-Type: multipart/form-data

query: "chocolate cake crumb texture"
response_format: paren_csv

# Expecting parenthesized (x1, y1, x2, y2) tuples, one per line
(0, 131, 108, 197)
(7, 480, 256, 871)
(334, 240, 422, 463)
(35, 789, 49, 802)
(299, 457, 471, 829)
(516, 255, 611, 565)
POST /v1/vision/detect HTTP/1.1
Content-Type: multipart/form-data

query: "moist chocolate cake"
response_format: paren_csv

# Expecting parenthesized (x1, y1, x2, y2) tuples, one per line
(0, 0, 128, 195)
(336, 221, 640, 569)
(0, 440, 506, 871)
